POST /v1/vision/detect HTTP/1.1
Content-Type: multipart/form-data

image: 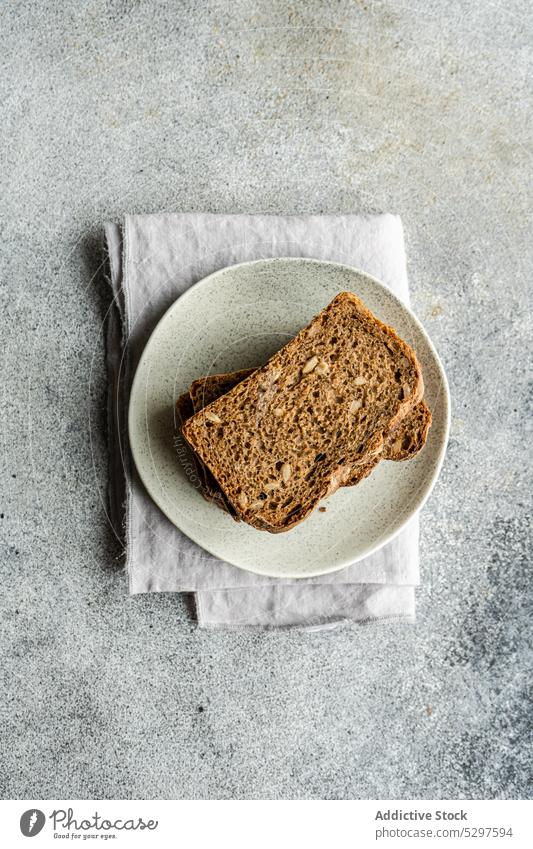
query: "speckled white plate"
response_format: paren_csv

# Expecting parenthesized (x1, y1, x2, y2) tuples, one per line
(128, 258, 450, 578)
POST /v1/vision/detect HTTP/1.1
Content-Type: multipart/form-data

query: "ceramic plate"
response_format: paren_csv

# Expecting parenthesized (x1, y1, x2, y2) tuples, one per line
(128, 258, 450, 578)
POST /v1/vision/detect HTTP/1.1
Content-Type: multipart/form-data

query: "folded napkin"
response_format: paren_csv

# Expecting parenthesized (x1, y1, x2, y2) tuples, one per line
(104, 213, 419, 628)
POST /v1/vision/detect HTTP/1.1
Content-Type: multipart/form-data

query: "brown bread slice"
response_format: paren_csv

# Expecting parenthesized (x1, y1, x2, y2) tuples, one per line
(182, 291, 424, 532)
(177, 393, 431, 506)
(185, 370, 431, 499)
(179, 365, 431, 511)
(175, 372, 255, 512)
(344, 400, 432, 487)
(175, 390, 229, 512)
(382, 399, 432, 462)
(189, 369, 256, 517)
(191, 371, 431, 463)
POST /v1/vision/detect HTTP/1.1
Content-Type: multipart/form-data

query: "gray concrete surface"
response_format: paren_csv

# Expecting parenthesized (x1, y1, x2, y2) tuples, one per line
(1, 0, 531, 799)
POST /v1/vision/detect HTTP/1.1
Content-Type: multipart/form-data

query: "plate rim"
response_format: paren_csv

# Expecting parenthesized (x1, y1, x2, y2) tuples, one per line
(128, 256, 451, 578)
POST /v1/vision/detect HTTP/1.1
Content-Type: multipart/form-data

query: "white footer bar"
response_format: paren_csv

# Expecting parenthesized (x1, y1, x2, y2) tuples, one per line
(1, 799, 531, 849)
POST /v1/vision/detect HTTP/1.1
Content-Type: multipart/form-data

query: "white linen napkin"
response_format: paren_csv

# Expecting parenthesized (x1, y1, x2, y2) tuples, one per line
(104, 213, 419, 628)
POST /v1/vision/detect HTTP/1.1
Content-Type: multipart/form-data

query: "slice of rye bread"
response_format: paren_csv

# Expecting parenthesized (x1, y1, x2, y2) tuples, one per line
(382, 399, 432, 461)
(177, 383, 431, 518)
(190, 371, 431, 465)
(182, 291, 425, 532)
(187, 371, 431, 497)
(176, 393, 431, 514)
(345, 401, 433, 487)
(180, 371, 431, 511)
(189, 369, 256, 517)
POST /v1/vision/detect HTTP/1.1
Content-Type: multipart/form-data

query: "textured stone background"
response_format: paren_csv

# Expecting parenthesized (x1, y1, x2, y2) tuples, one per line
(1, 0, 531, 799)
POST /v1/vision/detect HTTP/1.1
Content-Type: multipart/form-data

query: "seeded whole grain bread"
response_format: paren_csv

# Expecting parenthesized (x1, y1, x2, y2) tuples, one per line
(183, 370, 431, 500)
(189, 369, 256, 516)
(343, 400, 433, 488)
(176, 381, 431, 514)
(190, 370, 431, 464)
(175, 371, 258, 518)
(182, 291, 425, 532)
(175, 378, 253, 518)
(382, 399, 432, 461)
